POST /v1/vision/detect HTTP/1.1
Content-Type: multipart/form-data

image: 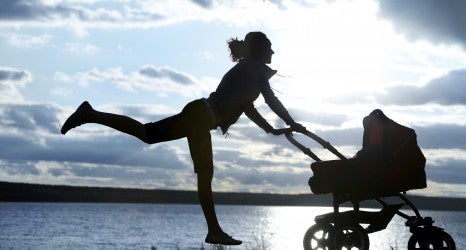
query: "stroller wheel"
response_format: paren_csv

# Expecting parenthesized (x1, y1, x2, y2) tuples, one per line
(330, 224, 369, 250)
(303, 223, 334, 250)
(408, 229, 456, 250)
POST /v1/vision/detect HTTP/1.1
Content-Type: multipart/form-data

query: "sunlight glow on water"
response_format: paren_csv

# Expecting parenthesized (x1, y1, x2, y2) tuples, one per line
(0, 203, 464, 249)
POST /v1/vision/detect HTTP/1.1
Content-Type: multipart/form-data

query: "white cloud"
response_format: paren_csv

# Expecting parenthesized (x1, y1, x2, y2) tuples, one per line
(55, 65, 206, 97)
(0, 67, 31, 103)
(0, 32, 53, 48)
(412, 180, 466, 198)
(0, 160, 197, 189)
(50, 87, 73, 97)
(64, 42, 99, 55)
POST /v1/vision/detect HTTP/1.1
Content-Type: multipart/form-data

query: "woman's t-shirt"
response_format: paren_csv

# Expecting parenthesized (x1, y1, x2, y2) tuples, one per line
(207, 58, 292, 134)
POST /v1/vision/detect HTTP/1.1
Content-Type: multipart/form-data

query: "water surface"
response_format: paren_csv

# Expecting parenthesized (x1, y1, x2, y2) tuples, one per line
(0, 203, 464, 249)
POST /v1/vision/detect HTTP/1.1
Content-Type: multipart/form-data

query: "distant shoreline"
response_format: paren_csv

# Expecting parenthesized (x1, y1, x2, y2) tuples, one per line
(1, 181, 465, 211)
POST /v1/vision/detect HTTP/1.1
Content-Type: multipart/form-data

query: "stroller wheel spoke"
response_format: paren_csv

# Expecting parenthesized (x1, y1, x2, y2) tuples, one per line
(303, 223, 333, 250)
(330, 224, 369, 250)
(408, 229, 456, 250)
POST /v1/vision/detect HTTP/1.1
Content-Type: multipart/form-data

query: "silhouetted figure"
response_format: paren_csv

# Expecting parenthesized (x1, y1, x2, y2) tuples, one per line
(61, 31, 305, 245)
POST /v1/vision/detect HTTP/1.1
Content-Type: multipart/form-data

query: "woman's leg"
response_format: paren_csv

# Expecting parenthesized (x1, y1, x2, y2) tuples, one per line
(197, 173, 222, 233)
(188, 131, 241, 245)
(61, 101, 150, 142)
(197, 174, 241, 245)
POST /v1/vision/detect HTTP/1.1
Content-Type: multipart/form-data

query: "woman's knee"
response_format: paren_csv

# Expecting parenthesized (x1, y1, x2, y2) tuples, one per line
(139, 124, 153, 144)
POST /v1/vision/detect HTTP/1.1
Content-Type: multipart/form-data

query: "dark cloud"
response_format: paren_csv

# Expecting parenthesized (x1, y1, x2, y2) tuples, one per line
(377, 69, 466, 105)
(217, 165, 309, 188)
(414, 124, 466, 150)
(0, 102, 187, 169)
(139, 65, 195, 85)
(302, 123, 466, 151)
(0, 131, 189, 170)
(0, 0, 85, 21)
(0, 0, 43, 20)
(328, 69, 466, 106)
(1, 101, 465, 192)
(0, 68, 30, 81)
(311, 128, 363, 148)
(213, 149, 310, 188)
(191, 0, 214, 8)
(427, 159, 466, 184)
(235, 117, 363, 149)
(234, 111, 466, 153)
(0, 0, 131, 23)
(0, 103, 60, 133)
(0, 160, 39, 176)
(378, 0, 466, 48)
(214, 148, 305, 169)
(59, 162, 173, 182)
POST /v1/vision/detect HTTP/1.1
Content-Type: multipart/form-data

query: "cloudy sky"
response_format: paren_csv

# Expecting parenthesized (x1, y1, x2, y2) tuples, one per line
(1, 0, 465, 198)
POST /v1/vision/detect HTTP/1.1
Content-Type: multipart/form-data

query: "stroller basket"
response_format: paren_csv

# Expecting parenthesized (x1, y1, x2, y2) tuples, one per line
(309, 109, 426, 197)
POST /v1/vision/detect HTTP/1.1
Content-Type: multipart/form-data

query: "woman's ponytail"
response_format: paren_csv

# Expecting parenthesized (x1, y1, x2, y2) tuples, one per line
(227, 38, 245, 62)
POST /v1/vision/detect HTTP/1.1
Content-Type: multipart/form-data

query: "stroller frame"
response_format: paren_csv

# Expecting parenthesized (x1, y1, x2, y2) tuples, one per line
(285, 130, 456, 250)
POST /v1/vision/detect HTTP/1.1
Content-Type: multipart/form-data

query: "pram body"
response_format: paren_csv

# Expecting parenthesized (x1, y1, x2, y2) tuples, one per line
(285, 109, 455, 250)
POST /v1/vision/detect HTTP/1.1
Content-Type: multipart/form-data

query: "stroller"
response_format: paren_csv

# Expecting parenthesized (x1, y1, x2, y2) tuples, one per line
(285, 109, 456, 250)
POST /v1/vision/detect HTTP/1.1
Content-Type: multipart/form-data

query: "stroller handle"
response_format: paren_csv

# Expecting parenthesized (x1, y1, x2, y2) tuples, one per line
(285, 129, 347, 161)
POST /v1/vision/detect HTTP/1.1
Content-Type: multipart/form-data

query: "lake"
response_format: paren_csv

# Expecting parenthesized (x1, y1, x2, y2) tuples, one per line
(0, 203, 464, 249)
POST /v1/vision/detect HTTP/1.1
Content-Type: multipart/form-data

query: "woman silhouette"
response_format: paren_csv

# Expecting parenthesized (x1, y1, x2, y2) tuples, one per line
(61, 31, 305, 245)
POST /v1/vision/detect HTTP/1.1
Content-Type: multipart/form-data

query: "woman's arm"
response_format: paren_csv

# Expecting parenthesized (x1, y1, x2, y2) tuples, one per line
(243, 103, 274, 133)
(260, 81, 307, 132)
(243, 104, 293, 135)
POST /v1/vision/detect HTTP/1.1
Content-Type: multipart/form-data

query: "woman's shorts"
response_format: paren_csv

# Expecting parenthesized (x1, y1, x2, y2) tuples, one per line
(144, 99, 216, 173)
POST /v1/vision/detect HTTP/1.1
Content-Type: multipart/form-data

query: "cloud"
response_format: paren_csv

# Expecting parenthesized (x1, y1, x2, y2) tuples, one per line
(0, 0, 181, 31)
(191, 0, 214, 8)
(427, 159, 466, 184)
(0, 66, 31, 103)
(423, 148, 466, 185)
(139, 65, 195, 86)
(0, 0, 292, 35)
(64, 42, 99, 55)
(0, 0, 123, 22)
(0, 32, 53, 47)
(0, 0, 44, 20)
(0, 159, 193, 189)
(0, 67, 30, 82)
(0, 121, 190, 170)
(0, 102, 190, 170)
(57, 65, 203, 97)
(415, 124, 466, 150)
(378, 0, 466, 48)
(330, 68, 466, 106)
(0, 99, 465, 193)
(0, 103, 60, 133)
(377, 69, 466, 105)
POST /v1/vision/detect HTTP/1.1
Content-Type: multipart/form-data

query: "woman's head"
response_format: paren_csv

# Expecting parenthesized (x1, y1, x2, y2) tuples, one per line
(228, 31, 274, 64)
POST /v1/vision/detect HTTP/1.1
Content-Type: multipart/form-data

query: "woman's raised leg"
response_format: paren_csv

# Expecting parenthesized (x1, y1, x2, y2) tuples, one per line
(61, 101, 150, 143)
